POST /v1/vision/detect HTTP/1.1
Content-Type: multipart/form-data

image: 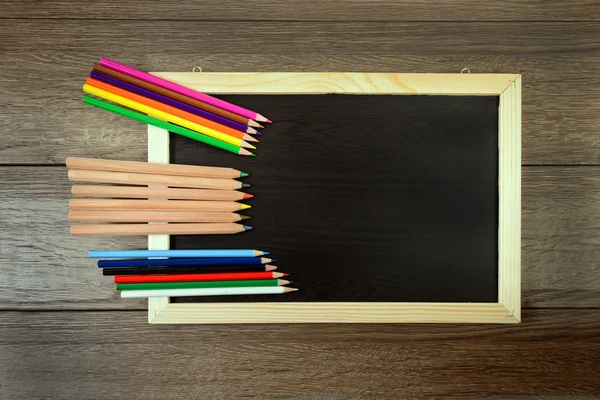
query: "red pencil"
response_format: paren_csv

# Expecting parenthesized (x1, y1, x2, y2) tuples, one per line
(113, 271, 287, 284)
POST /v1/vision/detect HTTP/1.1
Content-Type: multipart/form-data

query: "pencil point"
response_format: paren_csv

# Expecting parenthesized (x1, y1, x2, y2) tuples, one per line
(250, 153, 256, 157)
(265, 265, 277, 271)
(278, 280, 291, 286)
(240, 141, 255, 149)
(247, 127, 259, 134)
(253, 131, 262, 136)
(238, 148, 254, 157)
(241, 182, 251, 189)
(246, 136, 259, 143)
(240, 203, 251, 210)
(240, 215, 250, 220)
(239, 171, 249, 178)
(281, 273, 289, 277)
(248, 120, 262, 128)
(283, 287, 298, 293)
(242, 193, 254, 199)
(263, 251, 270, 255)
(266, 119, 272, 124)
(243, 225, 253, 231)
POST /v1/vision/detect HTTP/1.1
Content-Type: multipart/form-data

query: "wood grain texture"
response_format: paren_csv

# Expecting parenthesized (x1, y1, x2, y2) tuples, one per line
(1, 166, 597, 309)
(1, 21, 599, 164)
(1, 0, 598, 21)
(0, 310, 599, 399)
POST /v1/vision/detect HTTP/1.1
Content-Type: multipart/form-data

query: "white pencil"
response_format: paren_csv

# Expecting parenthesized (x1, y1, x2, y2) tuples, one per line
(120, 286, 298, 298)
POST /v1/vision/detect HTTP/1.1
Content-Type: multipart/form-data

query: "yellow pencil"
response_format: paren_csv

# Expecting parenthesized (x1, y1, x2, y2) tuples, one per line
(83, 84, 254, 149)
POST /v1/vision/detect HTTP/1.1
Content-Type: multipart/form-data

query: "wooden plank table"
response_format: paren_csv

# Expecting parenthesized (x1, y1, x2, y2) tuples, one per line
(0, 1, 599, 398)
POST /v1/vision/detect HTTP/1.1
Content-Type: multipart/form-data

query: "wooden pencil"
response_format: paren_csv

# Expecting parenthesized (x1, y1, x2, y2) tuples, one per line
(114, 271, 286, 284)
(71, 185, 253, 201)
(116, 279, 289, 291)
(68, 169, 249, 190)
(70, 199, 250, 212)
(83, 84, 255, 149)
(121, 286, 297, 298)
(90, 70, 261, 134)
(92, 64, 262, 127)
(83, 96, 254, 156)
(70, 223, 251, 236)
(69, 210, 249, 223)
(67, 157, 249, 179)
(103, 265, 277, 276)
(99, 58, 271, 123)
(91, 249, 268, 258)
(97, 257, 275, 267)
(86, 77, 258, 143)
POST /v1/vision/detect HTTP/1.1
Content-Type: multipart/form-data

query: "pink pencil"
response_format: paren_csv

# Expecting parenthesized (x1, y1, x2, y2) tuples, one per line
(98, 58, 271, 123)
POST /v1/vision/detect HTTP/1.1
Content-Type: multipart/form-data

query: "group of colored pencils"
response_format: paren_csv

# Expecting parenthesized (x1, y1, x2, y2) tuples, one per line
(82, 58, 270, 156)
(67, 157, 254, 236)
(90, 249, 297, 298)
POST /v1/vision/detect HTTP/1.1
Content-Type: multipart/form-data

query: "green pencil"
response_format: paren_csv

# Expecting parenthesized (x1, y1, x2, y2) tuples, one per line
(83, 95, 254, 156)
(116, 279, 289, 291)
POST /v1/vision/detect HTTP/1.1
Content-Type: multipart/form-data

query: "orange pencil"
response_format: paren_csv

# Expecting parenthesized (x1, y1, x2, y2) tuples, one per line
(85, 77, 257, 143)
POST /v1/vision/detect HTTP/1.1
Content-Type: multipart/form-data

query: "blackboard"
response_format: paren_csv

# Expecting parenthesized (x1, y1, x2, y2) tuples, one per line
(170, 94, 499, 304)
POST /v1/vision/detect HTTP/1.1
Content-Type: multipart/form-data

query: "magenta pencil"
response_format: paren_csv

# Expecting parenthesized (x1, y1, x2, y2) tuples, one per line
(99, 58, 270, 123)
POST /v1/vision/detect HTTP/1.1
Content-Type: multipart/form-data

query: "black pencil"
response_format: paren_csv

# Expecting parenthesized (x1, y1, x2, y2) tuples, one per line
(102, 265, 277, 276)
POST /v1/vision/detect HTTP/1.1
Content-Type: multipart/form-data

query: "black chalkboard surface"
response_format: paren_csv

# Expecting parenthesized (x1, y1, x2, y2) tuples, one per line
(170, 94, 499, 303)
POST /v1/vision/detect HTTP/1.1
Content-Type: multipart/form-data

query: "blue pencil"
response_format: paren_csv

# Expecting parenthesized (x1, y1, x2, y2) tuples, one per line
(89, 70, 259, 135)
(89, 249, 269, 258)
(97, 257, 276, 268)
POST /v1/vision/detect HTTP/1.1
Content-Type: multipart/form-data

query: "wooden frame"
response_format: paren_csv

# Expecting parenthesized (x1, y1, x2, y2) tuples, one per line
(146, 73, 521, 324)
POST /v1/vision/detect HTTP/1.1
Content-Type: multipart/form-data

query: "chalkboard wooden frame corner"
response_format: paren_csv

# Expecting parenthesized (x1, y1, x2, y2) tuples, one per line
(146, 72, 521, 324)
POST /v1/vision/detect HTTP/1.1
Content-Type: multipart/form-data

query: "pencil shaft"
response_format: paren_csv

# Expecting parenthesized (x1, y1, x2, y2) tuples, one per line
(120, 286, 289, 298)
(70, 199, 248, 212)
(69, 210, 245, 223)
(83, 84, 249, 148)
(92, 64, 255, 126)
(117, 279, 280, 290)
(83, 96, 245, 155)
(70, 223, 248, 236)
(71, 185, 251, 201)
(66, 157, 245, 179)
(86, 77, 249, 141)
(91, 249, 265, 259)
(89, 71, 255, 134)
(99, 58, 262, 121)
(114, 271, 279, 283)
(103, 265, 274, 275)
(68, 169, 242, 190)
(97, 257, 272, 267)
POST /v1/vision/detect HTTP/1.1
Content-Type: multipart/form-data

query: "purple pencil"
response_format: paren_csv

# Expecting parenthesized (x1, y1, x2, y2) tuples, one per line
(89, 70, 260, 135)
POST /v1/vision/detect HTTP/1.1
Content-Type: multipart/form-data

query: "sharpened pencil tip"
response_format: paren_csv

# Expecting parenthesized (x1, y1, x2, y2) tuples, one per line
(242, 182, 251, 188)
(240, 215, 250, 220)
(250, 153, 256, 157)
(242, 193, 254, 199)
(263, 251, 270, 255)
(254, 131, 262, 136)
(265, 265, 277, 271)
(239, 171, 249, 178)
(266, 119, 272, 123)
(243, 225, 253, 231)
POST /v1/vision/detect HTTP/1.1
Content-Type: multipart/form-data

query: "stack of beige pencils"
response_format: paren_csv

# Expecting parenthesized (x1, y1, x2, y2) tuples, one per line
(67, 157, 254, 236)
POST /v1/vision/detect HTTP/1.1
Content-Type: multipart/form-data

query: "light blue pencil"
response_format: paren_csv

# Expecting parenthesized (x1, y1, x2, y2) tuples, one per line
(88, 249, 269, 259)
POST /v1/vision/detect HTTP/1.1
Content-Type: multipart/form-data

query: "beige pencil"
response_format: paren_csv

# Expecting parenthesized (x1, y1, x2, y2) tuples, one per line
(71, 185, 253, 201)
(70, 199, 251, 212)
(70, 223, 251, 236)
(69, 211, 250, 223)
(66, 157, 249, 179)
(68, 170, 249, 190)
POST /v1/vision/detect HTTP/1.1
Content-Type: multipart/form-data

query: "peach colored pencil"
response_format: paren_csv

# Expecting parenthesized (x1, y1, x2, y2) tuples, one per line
(68, 170, 248, 190)
(71, 185, 253, 201)
(66, 157, 249, 179)
(70, 199, 251, 212)
(70, 223, 251, 236)
(69, 210, 249, 223)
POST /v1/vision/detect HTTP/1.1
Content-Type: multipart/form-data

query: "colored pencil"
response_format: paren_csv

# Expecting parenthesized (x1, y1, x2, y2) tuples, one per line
(71, 199, 251, 212)
(99, 58, 270, 123)
(83, 84, 254, 149)
(92, 248, 268, 258)
(71, 185, 253, 201)
(66, 157, 249, 179)
(86, 77, 258, 143)
(97, 257, 275, 267)
(69, 210, 249, 223)
(83, 96, 254, 156)
(71, 223, 251, 236)
(92, 64, 262, 128)
(103, 265, 277, 276)
(90, 70, 260, 134)
(121, 286, 297, 298)
(68, 170, 248, 190)
(114, 271, 286, 284)
(116, 279, 288, 291)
